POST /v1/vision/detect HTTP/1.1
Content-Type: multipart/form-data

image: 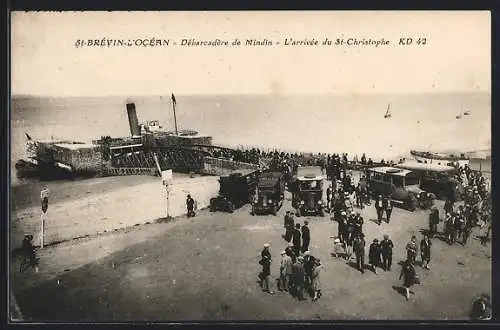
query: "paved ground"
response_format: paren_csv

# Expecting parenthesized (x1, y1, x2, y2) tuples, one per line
(11, 192, 491, 321)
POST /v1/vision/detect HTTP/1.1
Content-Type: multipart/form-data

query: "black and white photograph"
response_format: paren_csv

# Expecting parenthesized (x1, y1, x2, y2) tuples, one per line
(9, 11, 492, 321)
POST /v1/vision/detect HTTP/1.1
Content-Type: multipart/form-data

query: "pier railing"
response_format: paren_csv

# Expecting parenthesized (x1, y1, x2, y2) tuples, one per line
(201, 156, 261, 176)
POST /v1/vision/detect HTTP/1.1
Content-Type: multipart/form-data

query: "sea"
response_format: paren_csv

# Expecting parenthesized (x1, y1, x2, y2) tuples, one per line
(10, 92, 491, 185)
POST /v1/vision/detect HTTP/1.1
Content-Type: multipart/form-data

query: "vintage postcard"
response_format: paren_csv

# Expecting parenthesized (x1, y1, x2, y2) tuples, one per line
(10, 11, 491, 321)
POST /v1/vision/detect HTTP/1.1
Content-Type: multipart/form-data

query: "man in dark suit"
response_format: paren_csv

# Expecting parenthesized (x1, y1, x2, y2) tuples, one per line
(292, 223, 302, 257)
(375, 194, 384, 225)
(301, 221, 310, 253)
(353, 233, 366, 273)
(382, 194, 394, 223)
(380, 234, 394, 271)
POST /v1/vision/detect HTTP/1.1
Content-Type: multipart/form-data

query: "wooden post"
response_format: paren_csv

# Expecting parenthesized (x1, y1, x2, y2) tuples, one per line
(40, 188, 49, 249)
(40, 213, 45, 249)
(166, 184, 170, 218)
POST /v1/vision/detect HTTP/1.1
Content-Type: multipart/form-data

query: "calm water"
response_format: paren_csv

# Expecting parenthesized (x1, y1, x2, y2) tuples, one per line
(10, 93, 491, 184)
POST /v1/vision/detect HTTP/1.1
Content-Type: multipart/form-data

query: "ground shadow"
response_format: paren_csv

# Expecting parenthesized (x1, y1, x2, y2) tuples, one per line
(392, 285, 415, 297)
(369, 218, 381, 225)
(347, 261, 365, 273)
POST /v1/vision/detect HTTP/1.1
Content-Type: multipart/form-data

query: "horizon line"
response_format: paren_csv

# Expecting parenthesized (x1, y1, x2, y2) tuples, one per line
(11, 90, 491, 98)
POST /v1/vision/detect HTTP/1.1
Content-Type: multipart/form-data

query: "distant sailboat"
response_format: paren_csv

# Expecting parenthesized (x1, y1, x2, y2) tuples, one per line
(384, 104, 392, 119)
(456, 112, 462, 119)
(464, 110, 471, 116)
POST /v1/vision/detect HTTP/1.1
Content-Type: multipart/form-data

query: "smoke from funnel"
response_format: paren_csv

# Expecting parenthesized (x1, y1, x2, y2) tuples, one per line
(126, 103, 141, 137)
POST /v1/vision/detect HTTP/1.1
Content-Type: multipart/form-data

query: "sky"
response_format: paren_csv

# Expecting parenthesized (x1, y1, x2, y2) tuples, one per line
(11, 11, 491, 96)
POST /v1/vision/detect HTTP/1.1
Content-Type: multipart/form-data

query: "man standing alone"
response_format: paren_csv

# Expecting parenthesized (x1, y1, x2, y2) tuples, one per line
(186, 194, 196, 217)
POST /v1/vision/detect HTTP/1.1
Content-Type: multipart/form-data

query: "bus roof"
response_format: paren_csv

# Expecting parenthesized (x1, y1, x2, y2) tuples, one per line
(395, 162, 455, 172)
(367, 166, 413, 177)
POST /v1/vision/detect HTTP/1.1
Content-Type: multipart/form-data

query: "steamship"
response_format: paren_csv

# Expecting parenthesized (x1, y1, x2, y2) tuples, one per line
(15, 96, 260, 179)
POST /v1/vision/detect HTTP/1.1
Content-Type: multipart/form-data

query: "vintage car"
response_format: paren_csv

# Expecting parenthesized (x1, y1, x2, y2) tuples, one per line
(394, 162, 464, 201)
(251, 171, 286, 215)
(290, 166, 326, 217)
(209, 169, 259, 213)
(366, 166, 433, 211)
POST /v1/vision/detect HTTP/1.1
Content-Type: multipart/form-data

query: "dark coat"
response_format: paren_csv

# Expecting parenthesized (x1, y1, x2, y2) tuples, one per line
(379, 239, 394, 255)
(369, 242, 381, 264)
(353, 237, 366, 255)
(420, 239, 432, 259)
(292, 262, 305, 285)
(292, 229, 301, 246)
(301, 225, 310, 243)
(260, 249, 271, 275)
(400, 262, 416, 287)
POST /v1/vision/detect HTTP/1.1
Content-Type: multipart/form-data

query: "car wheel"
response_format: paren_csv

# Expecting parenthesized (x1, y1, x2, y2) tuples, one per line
(319, 208, 325, 217)
(408, 195, 417, 212)
(296, 209, 302, 217)
(272, 206, 277, 216)
(227, 201, 235, 213)
(209, 200, 216, 212)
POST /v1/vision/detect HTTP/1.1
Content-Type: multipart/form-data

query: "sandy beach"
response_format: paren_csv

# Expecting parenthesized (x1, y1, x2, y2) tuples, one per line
(10, 173, 219, 250)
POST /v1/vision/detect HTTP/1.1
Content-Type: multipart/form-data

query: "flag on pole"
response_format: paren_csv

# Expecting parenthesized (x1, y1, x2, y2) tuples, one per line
(171, 93, 177, 106)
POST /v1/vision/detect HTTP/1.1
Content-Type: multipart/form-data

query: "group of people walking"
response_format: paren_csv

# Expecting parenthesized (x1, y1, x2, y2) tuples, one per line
(258, 211, 323, 302)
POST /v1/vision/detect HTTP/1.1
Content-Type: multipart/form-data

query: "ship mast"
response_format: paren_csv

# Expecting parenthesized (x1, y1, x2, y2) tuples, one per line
(171, 93, 179, 135)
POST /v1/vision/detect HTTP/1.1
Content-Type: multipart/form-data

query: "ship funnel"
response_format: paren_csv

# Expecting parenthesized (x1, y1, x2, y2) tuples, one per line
(126, 102, 141, 137)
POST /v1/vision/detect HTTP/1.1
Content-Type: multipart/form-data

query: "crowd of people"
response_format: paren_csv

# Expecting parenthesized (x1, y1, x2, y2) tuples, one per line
(257, 161, 491, 310)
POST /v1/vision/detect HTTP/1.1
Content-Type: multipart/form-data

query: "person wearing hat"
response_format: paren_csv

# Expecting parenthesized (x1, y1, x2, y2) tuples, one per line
(279, 250, 293, 292)
(374, 194, 384, 225)
(186, 194, 196, 217)
(455, 209, 466, 243)
(471, 293, 492, 320)
(354, 212, 364, 237)
(20, 234, 39, 273)
(405, 235, 418, 265)
(353, 233, 366, 273)
(338, 211, 348, 244)
(326, 184, 333, 212)
(292, 256, 306, 300)
(292, 223, 302, 257)
(380, 234, 394, 271)
(420, 234, 432, 269)
(445, 212, 456, 245)
(383, 194, 394, 223)
(368, 238, 381, 274)
(301, 221, 310, 253)
(303, 250, 317, 292)
(428, 207, 440, 238)
(399, 258, 417, 300)
(258, 243, 274, 293)
(285, 241, 296, 263)
(311, 258, 323, 302)
(283, 211, 294, 243)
